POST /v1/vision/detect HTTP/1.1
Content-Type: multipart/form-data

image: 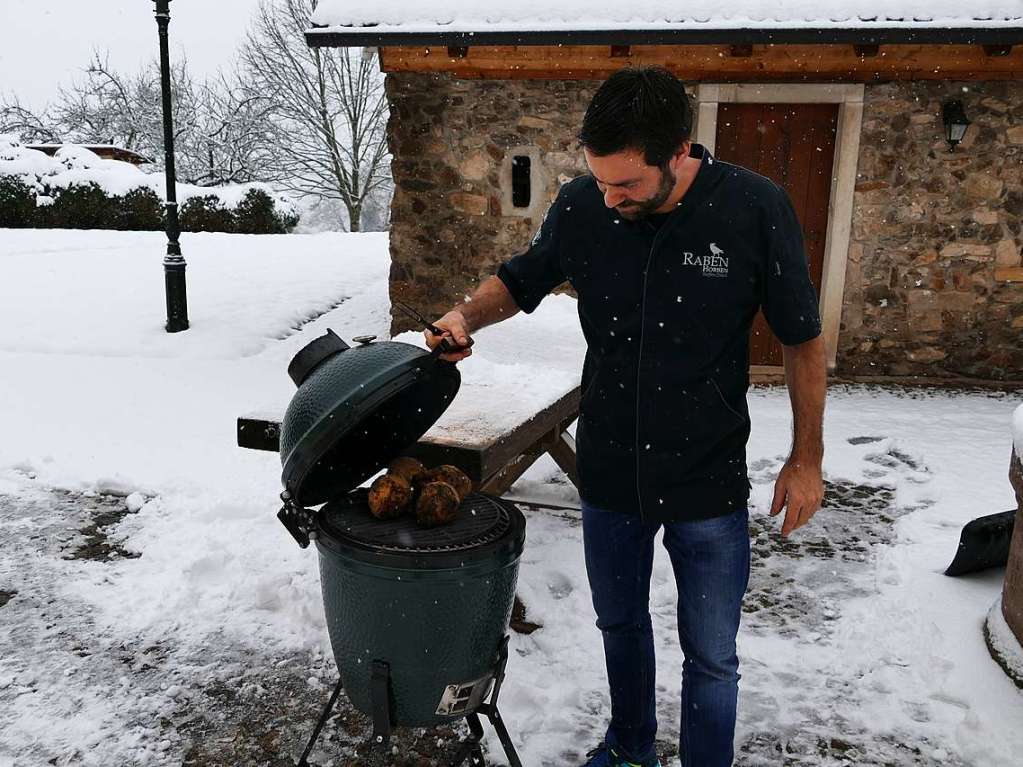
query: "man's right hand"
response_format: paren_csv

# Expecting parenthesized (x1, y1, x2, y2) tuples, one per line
(426, 309, 474, 363)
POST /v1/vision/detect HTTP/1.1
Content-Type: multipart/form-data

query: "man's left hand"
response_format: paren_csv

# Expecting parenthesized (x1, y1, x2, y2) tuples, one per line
(769, 459, 824, 537)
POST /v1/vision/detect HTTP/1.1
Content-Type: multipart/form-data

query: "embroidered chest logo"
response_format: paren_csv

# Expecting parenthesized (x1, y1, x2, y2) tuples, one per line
(681, 242, 729, 278)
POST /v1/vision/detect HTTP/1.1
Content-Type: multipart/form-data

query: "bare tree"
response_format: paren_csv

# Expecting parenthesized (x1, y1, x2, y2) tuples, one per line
(2, 11, 390, 220)
(7, 50, 280, 187)
(179, 74, 281, 186)
(239, 0, 390, 231)
(48, 51, 199, 165)
(0, 95, 60, 143)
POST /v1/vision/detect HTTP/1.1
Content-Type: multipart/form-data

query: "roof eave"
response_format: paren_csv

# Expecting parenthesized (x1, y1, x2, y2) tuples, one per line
(306, 25, 1023, 48)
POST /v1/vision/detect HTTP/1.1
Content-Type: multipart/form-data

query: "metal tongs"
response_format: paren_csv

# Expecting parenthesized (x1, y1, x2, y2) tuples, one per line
(394, 300, 474, 357)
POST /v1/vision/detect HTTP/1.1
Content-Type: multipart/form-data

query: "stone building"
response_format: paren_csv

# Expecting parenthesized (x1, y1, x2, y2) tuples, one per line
(307, 4, 1023, 382)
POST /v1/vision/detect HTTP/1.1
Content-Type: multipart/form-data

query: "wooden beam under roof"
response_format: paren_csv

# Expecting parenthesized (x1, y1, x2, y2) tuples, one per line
(378, 44, 1023, 81)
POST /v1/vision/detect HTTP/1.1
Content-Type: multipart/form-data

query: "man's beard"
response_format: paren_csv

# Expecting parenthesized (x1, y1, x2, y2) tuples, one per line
(616, 165, 676, 220)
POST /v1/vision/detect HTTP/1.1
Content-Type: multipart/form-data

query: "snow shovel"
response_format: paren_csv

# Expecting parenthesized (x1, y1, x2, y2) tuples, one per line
(944, 509, 1017, 576)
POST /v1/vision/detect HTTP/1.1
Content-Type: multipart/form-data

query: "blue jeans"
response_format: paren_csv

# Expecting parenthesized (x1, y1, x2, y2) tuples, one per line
(582, 501, 751, 767)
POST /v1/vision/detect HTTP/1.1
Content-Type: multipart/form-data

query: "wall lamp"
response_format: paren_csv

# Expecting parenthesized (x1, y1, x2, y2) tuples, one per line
(942, 100, 971, 152)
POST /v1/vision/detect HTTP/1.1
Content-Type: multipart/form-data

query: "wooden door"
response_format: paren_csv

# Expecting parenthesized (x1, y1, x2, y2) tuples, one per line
(714, 103, 837, 366)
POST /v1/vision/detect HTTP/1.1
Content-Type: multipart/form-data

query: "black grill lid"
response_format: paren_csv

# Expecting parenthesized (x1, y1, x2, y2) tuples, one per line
(279, 332, 460, 507)
(317, 490, 526, 569)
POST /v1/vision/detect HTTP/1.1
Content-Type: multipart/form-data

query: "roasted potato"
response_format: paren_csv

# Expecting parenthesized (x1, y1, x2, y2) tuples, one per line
(367, 473, 413, 519)
(387, 456, 428, 484)
(420, 464, 472, 501)
(415, 481, 460, 527)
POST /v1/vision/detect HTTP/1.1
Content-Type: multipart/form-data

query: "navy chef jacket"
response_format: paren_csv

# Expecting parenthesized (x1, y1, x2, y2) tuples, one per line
(496, 143, 822, 523)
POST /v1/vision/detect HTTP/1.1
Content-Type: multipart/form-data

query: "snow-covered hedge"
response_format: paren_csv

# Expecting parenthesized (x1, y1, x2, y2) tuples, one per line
(0, 137, 298, 233)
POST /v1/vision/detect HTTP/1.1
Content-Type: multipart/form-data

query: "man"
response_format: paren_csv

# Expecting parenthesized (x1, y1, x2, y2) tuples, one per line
(426, 67, 826, 767)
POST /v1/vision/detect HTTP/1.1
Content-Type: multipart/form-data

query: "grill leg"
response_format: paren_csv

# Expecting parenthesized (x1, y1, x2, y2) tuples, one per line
(447, 703, 521, 767)
(484, 705, 522, 767)
(371, 660, 393, 748)
(297, 676, 344, 767)
(447, 712, 486, 767)
(467, 713, 487, 765)
(479, 636, 523, 767)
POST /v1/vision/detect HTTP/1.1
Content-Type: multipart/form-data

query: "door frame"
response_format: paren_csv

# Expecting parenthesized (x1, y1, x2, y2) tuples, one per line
(694, 83, 864, 373)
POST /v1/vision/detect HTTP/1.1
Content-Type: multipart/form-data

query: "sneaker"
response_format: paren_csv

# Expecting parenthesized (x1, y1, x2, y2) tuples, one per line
(581, 741, 661, 767)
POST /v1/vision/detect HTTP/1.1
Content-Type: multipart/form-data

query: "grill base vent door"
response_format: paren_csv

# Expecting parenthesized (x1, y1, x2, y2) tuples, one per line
(436, 674, 495, 716)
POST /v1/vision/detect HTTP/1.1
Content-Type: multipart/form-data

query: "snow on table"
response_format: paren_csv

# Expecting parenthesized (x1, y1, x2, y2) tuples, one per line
(243, 300, 585, 451)
(331, 314, 585, 449)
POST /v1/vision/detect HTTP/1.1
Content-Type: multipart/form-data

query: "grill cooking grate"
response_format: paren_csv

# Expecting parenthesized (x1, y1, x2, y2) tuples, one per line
(320, 490, 511, 554)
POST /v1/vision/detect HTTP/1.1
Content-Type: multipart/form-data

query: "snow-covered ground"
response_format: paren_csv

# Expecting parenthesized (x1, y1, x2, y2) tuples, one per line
(0, 229, 1021, 766)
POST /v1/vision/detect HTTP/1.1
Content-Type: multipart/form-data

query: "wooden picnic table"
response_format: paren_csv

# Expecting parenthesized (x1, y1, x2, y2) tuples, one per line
(238, 292, 586, 498)
(237, 379, 580, 495)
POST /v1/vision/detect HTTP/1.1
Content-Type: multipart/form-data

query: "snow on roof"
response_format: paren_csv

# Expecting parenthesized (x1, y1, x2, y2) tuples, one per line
(27, 144, 122, 150)
(26, 144, 153, 164)
(310, 0, 1023, 40)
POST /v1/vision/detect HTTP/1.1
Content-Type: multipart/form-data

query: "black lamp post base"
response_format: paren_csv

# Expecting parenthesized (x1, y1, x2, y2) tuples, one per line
(164, 260, 189, 333)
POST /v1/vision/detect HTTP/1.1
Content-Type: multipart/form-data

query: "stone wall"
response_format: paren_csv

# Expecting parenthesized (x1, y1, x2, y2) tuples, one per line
(838, 81, 1023, 380)
(385, 73, 594, 334)
(385, 74, 1023, 380)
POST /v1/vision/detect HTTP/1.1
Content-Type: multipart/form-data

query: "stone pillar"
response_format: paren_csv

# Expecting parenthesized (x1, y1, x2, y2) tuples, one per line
(1003, 446, 1023, 645)
(383, 73, 595, 337)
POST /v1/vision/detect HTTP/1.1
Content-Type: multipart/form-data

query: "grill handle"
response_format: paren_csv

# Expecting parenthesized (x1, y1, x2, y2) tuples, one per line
(429, 335, 473, 360)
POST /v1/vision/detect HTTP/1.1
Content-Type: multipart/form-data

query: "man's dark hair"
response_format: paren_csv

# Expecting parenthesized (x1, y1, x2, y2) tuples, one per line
(578, 67, 693, 167)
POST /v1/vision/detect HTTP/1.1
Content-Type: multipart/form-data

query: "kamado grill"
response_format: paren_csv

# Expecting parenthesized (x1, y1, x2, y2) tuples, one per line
(275, 328, 525, 766)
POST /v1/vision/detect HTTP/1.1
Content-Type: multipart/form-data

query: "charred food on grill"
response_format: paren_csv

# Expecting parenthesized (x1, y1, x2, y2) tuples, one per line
(387, 456, 428, 484)
(420, 464, 473, 501)
(367, 473, 414, 519)
(416, 480, 462, 527)
(367, 461, 472, 526)
(414, 464, 471, 527)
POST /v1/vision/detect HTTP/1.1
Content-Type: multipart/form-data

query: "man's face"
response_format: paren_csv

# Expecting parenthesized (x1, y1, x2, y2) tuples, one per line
(583, 145, 685, 220)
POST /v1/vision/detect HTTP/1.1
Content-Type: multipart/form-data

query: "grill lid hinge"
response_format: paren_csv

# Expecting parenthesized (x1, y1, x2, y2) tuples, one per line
(278, 490, 315, 549)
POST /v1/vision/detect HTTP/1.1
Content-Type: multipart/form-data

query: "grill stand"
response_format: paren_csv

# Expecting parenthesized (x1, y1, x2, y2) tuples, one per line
(296, 637, 522, 767)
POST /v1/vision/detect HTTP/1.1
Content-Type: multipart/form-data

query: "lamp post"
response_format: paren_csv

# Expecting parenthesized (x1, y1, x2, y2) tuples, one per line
(154, 0, 189, 332)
